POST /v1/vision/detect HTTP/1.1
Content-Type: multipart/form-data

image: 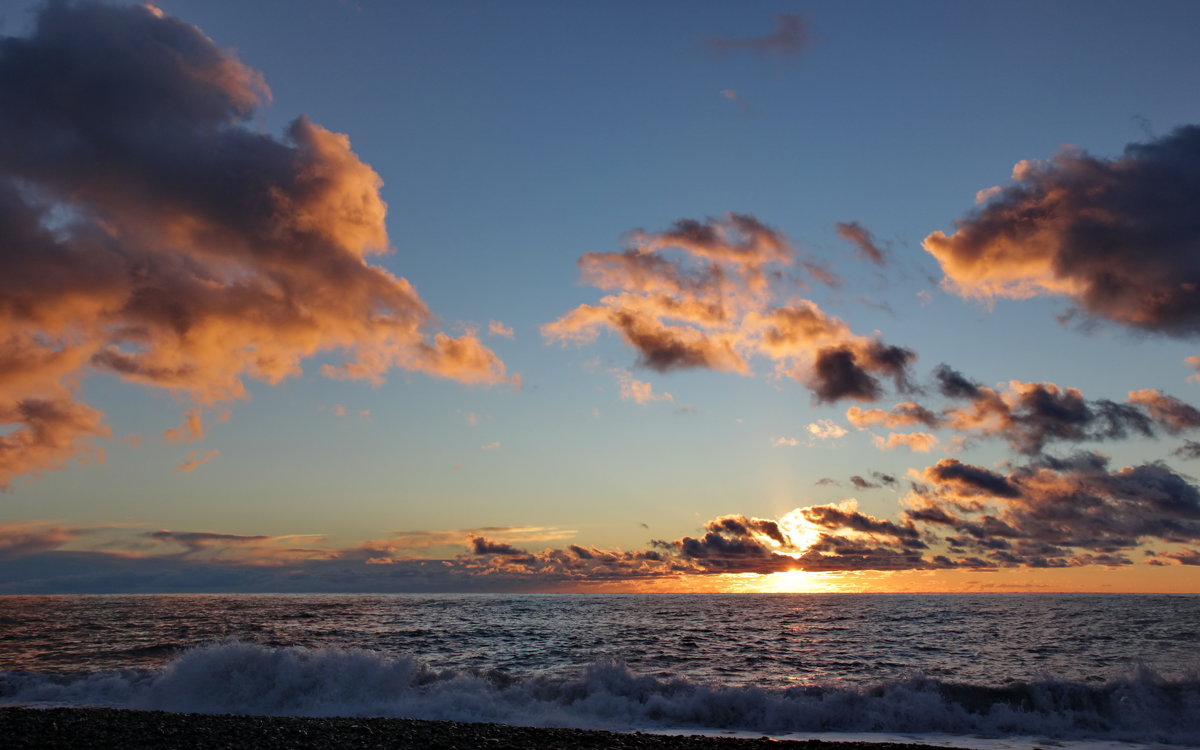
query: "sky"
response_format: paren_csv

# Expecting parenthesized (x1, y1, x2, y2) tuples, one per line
(3, 0, 1200, 593)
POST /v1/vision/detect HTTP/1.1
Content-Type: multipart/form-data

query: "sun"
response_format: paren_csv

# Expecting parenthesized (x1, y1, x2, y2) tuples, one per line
(723, 569, 847, 593)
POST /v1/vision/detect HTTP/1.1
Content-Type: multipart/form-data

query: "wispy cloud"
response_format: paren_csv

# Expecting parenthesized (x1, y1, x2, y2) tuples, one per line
(172, 449, 219, 473)
(709, 14, 808, 60)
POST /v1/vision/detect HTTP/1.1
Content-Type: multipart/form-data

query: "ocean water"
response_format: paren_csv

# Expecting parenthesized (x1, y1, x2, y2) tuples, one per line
(1, 593, 1197, 749)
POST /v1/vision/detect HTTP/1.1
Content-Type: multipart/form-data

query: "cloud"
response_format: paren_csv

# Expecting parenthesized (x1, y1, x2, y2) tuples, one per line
(835, 221, 886, 266)
(172, 449, 219, 473)
(849, 475, 880, 489)
(470, 536, 527, 556)
(710, 14, 808, 59)
(1186, 356, 1200, 383)
(0, 397, 109, 488)
(846, 402, 940, 429)
(719, 89, 753, 114)
(543, 213, 915, 403)
(907, 452, 1200, 567)
(0, 2, 508, 486)
(923, 125, 1200, 336)
(10, 478, 1200, 591)
(0, 521, 80, 559)
(772, 436, 800, 447)
(148, 528, 332, 564)
(1128, 389, 1200, 433)
(806, 419, 847, 440)
(488, 320, 514, 338)
(612, 369, 673, 405)
(873, 432, 939, 453)
(940, 378, 1196, 455)
(162, 409, 205, 444)
(1174, 440, 1200, 460)
(480, 442, 501, 451)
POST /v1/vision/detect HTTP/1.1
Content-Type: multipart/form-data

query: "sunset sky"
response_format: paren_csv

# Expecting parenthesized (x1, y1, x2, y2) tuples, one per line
(3, 0, 1200, 593)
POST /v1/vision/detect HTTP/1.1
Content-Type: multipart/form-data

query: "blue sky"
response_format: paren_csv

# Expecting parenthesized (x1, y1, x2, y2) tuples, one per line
(2, 1, 1200, 592)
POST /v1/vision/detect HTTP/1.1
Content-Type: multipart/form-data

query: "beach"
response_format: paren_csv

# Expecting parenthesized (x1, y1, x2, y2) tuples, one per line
(0, 707, 968, 750)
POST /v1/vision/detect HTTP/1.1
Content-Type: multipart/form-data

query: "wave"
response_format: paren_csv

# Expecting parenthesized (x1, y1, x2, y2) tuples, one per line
(1, 642, 1197, 745)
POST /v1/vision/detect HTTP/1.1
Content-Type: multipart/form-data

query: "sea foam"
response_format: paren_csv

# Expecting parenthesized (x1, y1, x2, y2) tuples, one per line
(2, 642, 1198, 745)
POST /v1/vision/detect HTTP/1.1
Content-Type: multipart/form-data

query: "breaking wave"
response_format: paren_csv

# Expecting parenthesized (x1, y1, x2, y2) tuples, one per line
(2, 642, 1198, 745)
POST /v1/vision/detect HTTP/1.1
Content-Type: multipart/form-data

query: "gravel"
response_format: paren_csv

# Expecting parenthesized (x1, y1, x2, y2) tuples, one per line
(0, 707, 972, 750)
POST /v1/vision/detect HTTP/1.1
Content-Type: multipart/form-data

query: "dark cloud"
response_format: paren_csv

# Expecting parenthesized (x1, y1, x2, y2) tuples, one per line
(1173, 440, 1200, 460)
(933, 364, 981, 400)
(800, 505, 924, 547)
(921, 458, 1021, 499)
(943, 379, 1161, 455)
(709, 14, 808, 59)
(849, 475, 880, 490)
(925, 125, 1200, 336)
(469, 537, 527, 557)
(909, 452, 1200, 567)
(810, 342, 916, 404)
(0, 1, 509, 486)
(835, 221, 886, 266)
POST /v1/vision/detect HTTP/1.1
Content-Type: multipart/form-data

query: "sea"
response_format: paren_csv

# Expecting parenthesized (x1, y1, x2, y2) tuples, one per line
(1, 593, 1198, 749)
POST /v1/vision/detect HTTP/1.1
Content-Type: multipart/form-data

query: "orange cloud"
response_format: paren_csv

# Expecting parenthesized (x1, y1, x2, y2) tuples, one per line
(0, 3, 509, 485)
(924, 126, 1200, 335)
(873, 432, 939, 453)
(488, 320, 515, 338)
(846, 402, 940, 429)
(162, 409, 205, 444)
(613, 370, 673, 405)
(543, 214, 915, 403)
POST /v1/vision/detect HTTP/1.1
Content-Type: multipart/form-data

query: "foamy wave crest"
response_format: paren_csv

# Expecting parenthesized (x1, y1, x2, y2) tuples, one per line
(2, 642, 1198, 744)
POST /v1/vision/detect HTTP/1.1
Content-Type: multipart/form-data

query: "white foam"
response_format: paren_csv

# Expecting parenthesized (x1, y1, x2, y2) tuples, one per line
(1, 642, 1196, 747)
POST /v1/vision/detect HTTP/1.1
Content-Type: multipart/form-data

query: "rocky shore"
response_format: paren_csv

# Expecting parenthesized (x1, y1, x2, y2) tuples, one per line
(1, 707, 971, 749)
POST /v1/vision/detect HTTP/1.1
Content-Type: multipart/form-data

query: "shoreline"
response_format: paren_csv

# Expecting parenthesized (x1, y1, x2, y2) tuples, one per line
(0, 707, 968, 749)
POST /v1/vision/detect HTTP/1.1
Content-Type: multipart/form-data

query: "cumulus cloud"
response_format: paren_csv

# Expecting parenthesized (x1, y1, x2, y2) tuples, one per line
(710, 14, 808, 59)
(487, 321, 514, 338)
(613, 369, 673, 405)
(846, 402, 940, 429)
(10, 475, 1200, 591)
(940, 378, 1198, 455)
(924, 125, 1200, 336)
(542, 213, 915, 403)
(907, 452, 1200, 568)
(835, 221, 886, 266)
(0, 397, 108, 488)
(772, 436, 800, 447)
(806, 419, 847, 440)
(0, 2, 508, 487)
(873, 432, 939, 453)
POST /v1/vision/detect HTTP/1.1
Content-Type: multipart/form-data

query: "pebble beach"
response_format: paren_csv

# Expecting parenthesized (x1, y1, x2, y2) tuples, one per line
(0, 707, 968, 750)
